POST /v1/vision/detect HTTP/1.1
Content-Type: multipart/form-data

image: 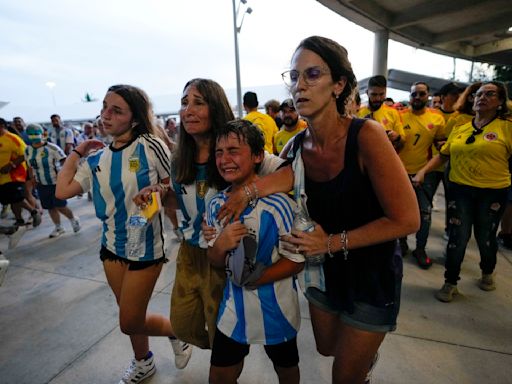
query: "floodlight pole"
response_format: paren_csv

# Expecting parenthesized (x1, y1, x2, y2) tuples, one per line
(232, 0, 243, 118)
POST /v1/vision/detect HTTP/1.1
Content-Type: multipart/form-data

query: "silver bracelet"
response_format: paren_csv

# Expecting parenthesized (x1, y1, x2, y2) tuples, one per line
(340, 231, 349, 260)
(327, 234, 334, 257)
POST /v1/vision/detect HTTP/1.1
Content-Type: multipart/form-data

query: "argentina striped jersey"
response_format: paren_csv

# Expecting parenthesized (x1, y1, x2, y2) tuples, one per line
(74, 134, 171, 261)
(25, 143, 66, 185)
(207, 191, 304, 345)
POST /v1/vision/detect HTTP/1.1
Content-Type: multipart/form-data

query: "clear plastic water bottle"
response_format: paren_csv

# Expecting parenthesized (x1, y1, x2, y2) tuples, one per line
(126, 213, 148, 259)
(293, 204, 325, 265)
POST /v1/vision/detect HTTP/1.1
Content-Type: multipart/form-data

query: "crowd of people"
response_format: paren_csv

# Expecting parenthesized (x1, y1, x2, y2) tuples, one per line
(1, 34, 511, 384)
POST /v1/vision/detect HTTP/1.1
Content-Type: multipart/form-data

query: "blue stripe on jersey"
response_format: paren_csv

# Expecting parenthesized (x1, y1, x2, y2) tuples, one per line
(257, 212, 278, 265)
(42, 147, 52, 185)
(134, 143, 155, 260)
(88, 153, 109, 245)
(258, 283, 297, 344)
(262, 195, 294, 232)
(230, 285, 248, 344)
(110, 151, 128, 256)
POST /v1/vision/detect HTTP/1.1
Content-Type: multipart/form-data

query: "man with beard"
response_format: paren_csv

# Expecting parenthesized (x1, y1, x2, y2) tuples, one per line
(272, 98, 307, 155)
(358, 75, 405, 151)
(398, 82, 445, 269)
(48, 114, 75, 155)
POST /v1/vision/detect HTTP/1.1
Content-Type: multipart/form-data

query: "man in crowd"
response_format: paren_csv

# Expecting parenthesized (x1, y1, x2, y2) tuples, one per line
(48, 114, 74, 154)
(272, 98, 307, 155)
(243, 92, 278, 154)
(398, 82, 446, 269)
(0, 118, 41, 228)
(264, 99, 283, 128)
(358, 75, 405, 151)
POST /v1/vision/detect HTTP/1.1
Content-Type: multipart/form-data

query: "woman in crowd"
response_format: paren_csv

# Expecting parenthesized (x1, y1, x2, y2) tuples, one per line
(56, 84, 190, 384)
(217, 36, 419, 384)
(413, 81, 512, 302)
(444, 82, 482, 137)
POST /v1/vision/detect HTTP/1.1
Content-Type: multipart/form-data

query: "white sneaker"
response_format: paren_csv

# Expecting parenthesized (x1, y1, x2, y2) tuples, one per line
(70, 217, 81, 233)
(8, 226, 27, 249)
(0, 259, 9, 286)
(170, 338, 192, 369)
(119, 351, 156, 384)
(49, 226, 65, 238)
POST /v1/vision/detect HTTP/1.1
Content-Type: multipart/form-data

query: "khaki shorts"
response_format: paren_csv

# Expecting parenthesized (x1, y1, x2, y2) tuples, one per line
(170, 241, 226, 349)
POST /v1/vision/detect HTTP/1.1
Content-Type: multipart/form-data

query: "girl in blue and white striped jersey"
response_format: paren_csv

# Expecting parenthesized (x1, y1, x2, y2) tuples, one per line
(56, 85, 191, 384)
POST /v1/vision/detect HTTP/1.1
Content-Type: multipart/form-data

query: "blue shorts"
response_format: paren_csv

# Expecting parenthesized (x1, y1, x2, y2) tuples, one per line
(37, 184, 67, 209)
(304, 277, 402, 333)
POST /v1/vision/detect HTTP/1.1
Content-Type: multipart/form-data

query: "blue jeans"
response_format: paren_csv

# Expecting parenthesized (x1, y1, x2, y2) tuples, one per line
(444, 182, 508, 284)
(412, 172, 438, 249)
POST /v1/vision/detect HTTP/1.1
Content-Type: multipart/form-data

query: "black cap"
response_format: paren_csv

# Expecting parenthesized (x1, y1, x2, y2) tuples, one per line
(439, 82, 464, 96)
(279, 98, 295, 111)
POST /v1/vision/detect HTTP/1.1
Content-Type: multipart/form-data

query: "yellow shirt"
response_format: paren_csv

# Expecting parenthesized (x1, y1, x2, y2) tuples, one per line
(0, 131, 27, 185)
(445, 112, 473, 138)
(441, 118, 512, 189)
(244, 111, 279, 154)
(273, 123, 306, 155)
(399, 108, 446, 174)
(358, 104, 405, 137)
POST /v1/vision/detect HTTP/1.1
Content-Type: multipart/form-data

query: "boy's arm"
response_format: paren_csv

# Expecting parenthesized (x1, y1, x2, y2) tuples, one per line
(249, 258, 304, 287)
(207, 221, 248, 268)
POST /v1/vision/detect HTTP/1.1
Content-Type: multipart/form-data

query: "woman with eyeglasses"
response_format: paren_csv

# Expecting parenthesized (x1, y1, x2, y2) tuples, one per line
(413, 81, 512, 302)
(216, 36, 419, 384)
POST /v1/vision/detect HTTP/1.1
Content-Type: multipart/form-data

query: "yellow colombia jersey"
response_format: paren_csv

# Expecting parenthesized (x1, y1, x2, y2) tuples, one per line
(441, 118, 512, 189)
(244, 111, 279, 154)
(273, 120, 307, 155)
(0, 132, 27, 185)
(358, 104, 405, 137)
(445, 112, 473, 138)
(399, 108, 446, 174)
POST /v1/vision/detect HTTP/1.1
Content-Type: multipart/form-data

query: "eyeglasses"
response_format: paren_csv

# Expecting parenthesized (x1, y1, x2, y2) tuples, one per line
(410, 91, 427, 98)
(281, 66, 330, 87)
(465, 127, 484, 144)
(472, 90, 498, 99)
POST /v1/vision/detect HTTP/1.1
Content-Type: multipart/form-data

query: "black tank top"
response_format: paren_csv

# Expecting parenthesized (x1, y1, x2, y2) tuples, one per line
(291, 118, 401, 311)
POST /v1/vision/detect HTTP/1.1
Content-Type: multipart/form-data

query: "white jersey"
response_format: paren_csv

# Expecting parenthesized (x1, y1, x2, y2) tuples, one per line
(172, 152, 285, 249)
(25, 143, 66, 185)
(207, 191, 304, 345)
(48, 126, 75, 151)
(74, 134, 171, 261)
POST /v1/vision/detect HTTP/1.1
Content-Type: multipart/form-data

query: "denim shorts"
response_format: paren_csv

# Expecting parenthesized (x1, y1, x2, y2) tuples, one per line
(304, 277, 402, 333)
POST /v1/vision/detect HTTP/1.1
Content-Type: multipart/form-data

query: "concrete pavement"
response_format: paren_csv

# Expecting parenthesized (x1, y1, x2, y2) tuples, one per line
(1, 191, 511, 384)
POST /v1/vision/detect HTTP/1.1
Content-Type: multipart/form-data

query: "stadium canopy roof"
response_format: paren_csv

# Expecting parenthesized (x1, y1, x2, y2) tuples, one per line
(317, 0, 512, 66)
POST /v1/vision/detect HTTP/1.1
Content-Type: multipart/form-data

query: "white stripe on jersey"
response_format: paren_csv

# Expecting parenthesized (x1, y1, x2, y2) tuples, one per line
(25, 143, 66, 185)
(74, 134, 171, 261)
(207, 191, 304, 345)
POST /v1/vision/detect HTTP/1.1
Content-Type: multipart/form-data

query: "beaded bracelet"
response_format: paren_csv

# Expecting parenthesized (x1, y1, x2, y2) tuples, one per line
(340, 230, 349, 260)
(243, 184, 258, 208)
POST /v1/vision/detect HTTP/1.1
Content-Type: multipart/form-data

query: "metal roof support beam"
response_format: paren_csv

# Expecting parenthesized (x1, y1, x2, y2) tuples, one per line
(373, 29, 389, 77)
(390, 0, 484, 29)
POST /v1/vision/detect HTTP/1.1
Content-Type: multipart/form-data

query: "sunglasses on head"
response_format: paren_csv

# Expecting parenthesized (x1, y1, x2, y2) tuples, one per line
(465, 127, 484, 144)
(411, 91, 427, 98)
